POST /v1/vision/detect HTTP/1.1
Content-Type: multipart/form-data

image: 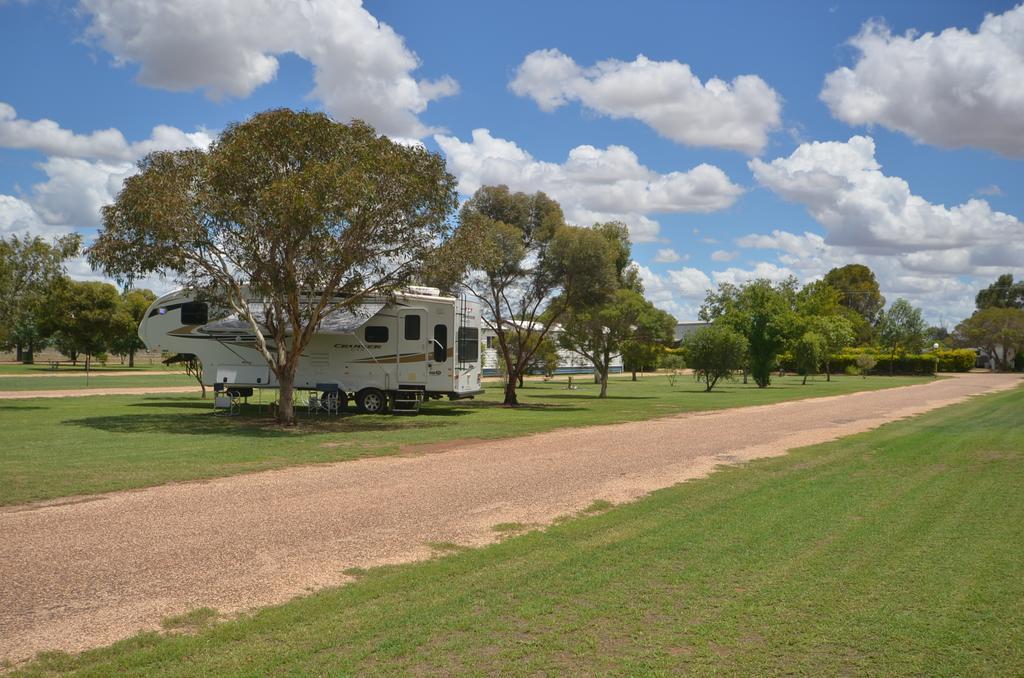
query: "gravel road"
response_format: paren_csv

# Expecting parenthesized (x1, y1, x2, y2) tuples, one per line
(0, 373, 1018, 662)
(0, 386, 200, 399)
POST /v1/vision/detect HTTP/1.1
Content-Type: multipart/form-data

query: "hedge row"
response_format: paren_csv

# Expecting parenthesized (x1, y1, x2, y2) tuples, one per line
(933, 349, 977, 372)
(779, 352, 939, 375)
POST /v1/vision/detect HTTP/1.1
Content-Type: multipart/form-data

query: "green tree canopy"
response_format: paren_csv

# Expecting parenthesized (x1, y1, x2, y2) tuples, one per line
(793, 331, 826, 385)
(702, 278, 796, 388)
(684, 325, 748, 392)
(955, 307, 1024, 371)
(89, 109, 461, 424)
(975, 274, 1024, 310)
(458, 186, 619, 405)
(877, 298, 926, 375)
(555, 221, 674, 397)
(824, 264, 885, 328)
(806, 314, 855, 381)
(41, 280, 122, 368)
(110, 288, 157, 367)
(0, 232, 80, 362)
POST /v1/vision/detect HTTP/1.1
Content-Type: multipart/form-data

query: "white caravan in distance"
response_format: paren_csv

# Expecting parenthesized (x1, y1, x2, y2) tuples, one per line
(138, 286, 484, 414)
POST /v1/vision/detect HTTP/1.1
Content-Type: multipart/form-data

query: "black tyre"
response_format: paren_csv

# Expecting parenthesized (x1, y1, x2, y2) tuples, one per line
(356, 388, 387, 414)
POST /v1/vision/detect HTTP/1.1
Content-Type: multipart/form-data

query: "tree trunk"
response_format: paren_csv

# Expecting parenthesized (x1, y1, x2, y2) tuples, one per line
(825, 361, 831, 382)
(199, 381, 207, 398)
(128, 348, 135, 368)
(802, 374, 808, 385)
(15, 344, 22, 362)
(599, 369, 609, 398)
(631, 369, 637, 381)
(503, 378, 519, 406)
(742, 368, 748, 385)
(24, 340, 34, 365)
(277, 372, 296, 425)
(518, 373, 525, 388)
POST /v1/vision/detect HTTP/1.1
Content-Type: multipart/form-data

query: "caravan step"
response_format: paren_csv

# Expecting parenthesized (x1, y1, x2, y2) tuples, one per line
(392, 389, 423, 415)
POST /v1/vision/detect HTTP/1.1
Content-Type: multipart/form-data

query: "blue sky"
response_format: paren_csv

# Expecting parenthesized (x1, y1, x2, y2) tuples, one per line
(1, 0, 1022, 325)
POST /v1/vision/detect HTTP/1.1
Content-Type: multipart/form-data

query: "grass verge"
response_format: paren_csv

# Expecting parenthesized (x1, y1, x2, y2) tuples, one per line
(13, 384, 1024, 675)
(0, 374, 194, 392)
(0, 374, 929, 506)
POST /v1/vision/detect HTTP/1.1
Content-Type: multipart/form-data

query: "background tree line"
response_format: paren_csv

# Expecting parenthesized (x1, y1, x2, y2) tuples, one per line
(7, 107, 1014, 421)
(0, 233, 156, 367)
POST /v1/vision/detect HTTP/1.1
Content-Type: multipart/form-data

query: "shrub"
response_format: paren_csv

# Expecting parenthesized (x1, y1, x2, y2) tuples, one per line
(684, 325, 748, 392)
(873, 354, 936, 375)
(933, 348, 976, 372)
(660, 352, 686, 371)
(661, 352, 686, 388)
(854, 354, 877, 378)
(844, 365, 860, 377)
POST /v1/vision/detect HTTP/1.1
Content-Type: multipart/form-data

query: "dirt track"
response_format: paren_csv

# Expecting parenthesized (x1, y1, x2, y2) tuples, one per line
(0, 370, 185, 379)
(0, 386, 200, 399)
(0, 373, 1018, 662)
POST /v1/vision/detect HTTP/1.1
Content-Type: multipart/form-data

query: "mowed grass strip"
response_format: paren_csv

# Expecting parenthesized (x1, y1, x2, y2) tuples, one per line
(0, 374, 928, 506)
(14, 385, 1024, 675)
(0, 362, 170, 375)
(0, 373, 195, 392)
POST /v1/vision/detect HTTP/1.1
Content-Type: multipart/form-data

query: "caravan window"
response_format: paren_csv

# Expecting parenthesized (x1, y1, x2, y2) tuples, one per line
(433, 324, 448, 362)
(404, 314, 421, 340)
(457, 327, 479, 362)
(180, 302, 208, 325)
(364, 325, 389, 343)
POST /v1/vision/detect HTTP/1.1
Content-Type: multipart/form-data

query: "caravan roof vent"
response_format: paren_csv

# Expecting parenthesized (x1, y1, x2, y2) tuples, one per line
(405, 285, 441, 297)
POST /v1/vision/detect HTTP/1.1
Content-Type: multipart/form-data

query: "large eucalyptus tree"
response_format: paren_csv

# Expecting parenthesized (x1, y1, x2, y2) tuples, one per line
(89, 109, 462, 424)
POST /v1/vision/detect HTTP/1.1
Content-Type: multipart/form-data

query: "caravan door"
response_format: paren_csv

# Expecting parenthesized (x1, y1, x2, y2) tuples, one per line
(397, 308, 428, 386)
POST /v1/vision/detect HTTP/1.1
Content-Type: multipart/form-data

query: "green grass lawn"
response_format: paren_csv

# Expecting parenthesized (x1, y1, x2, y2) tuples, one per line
(13, 383, 1024, 675)
(0, 374, 929, 506)
(0, 373, 195, 391)
(0, 362, 170, 375)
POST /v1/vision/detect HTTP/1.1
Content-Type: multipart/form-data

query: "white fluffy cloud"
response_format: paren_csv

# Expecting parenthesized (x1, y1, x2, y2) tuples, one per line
(821, 7, 1024, 156)
(710, 249, 738, 262)
(711, 262, 795, 287)
(434, 128, 743, 242)
(0, 105, 211, 235)
(749, 136, 1023, 254)
(745, 135, 1024, 322)
(79, 0, 457, 138)
(634, 263, 711, 320)
(653, 248, 684, 263)
(732, 227, 1019, 324)
(29, 157, 135, 228)
(0, 195, 61, 238)
(0, 103, 211, 163)
(510, 49, 781, 154)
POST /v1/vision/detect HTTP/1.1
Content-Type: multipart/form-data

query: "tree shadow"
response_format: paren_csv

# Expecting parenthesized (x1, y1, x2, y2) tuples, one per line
(67, 413, 298, 438)
(0, 404, 47, 411)
(536, 393, 658, 400)
(128, 399, 214, 410)
(454, 400, 587, 412)
(67, 403, 474, 437)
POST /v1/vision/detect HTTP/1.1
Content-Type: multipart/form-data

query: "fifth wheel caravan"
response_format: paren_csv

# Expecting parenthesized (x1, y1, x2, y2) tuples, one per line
(138, 286, 484, 414)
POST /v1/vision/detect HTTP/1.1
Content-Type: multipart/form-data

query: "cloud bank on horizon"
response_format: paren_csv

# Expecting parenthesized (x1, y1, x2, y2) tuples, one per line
(0, 0, 1021, 324)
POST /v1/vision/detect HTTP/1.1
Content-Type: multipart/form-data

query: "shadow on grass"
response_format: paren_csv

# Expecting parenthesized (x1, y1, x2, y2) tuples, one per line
(67, 406, 471, 437)
(537, 393, 658, 401)
(452, 400, 588, 412)
(0, 404, 47, 411)
(128, 399, 214, 410)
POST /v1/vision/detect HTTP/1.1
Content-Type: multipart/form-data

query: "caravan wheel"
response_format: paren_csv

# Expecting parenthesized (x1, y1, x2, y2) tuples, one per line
(356, 388, 387, 414)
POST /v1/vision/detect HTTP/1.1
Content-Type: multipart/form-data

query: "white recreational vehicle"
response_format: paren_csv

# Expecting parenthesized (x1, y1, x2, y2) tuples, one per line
(138, 287, 484, 414)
